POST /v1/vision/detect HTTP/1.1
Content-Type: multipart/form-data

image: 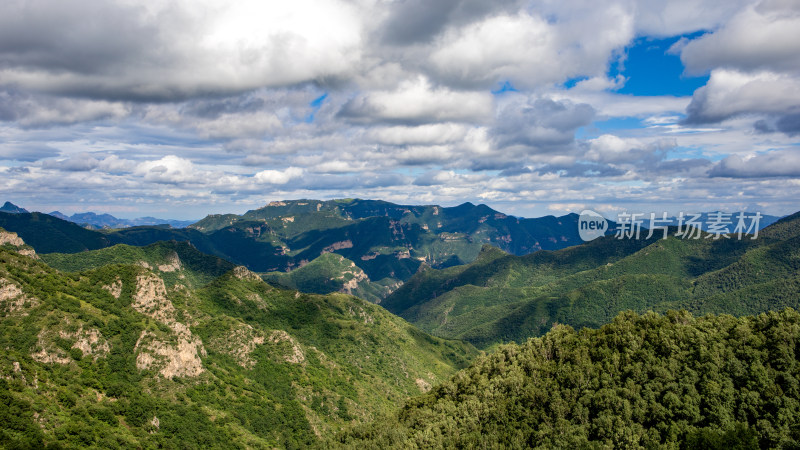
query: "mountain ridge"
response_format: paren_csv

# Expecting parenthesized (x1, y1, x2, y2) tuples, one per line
(383, 211, 800, 348)
(0, 199, 598, 303)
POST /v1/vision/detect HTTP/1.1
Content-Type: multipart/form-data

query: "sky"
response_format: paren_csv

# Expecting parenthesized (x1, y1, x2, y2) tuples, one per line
(1, 0, 799, 220)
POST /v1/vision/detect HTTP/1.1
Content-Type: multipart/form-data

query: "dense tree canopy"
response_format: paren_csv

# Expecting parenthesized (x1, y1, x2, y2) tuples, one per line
(339, 309, 800, 448)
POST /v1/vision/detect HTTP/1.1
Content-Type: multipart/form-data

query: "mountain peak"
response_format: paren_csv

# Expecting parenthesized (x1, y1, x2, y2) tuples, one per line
(0, 202, 28, 214)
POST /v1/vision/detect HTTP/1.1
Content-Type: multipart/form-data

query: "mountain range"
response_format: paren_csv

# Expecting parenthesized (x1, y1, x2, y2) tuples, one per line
(1, 199, 596, 303)
(2, 199, 800, 447)
(382, 210, 800, 348)
(48, 211, 196, 229)
(0, 202, 194, 229)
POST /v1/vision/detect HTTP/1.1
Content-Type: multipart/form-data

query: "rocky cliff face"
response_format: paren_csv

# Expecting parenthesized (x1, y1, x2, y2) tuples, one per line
(0, 228, 37, 258)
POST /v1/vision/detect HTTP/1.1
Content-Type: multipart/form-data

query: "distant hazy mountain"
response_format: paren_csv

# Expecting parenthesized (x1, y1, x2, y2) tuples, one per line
(48, 210, 195, 229)
(0, 201, 28, 214)
(1, 201, 194, 228)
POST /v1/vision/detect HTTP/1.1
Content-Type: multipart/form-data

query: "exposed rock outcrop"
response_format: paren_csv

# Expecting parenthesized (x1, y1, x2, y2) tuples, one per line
(31, 330, 71, 365)
(102, 277, 123, 299)
(0, 230, 25, 247)
(134, 324, 206, 378)
(131, 272, 207, 378)
(415, 378, 431, 393)
(0, 229, 37, 258)
(268, 330, 305, 364)
(322, 240, 353, 254)
(157, 251, 182, 272)
(232, 266, 261, 282)
(0, 277, 39, 316)
(61, 326, 110, 360)
(347, 305, 374, 324)
(210, 323, 265, 368)
(132, 274, 176, 323)
(31, 322, 110, 364)
(325, 256, 370, 295)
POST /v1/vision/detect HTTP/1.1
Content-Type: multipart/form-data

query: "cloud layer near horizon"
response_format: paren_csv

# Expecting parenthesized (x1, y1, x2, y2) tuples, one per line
(1, 0, 798, 219)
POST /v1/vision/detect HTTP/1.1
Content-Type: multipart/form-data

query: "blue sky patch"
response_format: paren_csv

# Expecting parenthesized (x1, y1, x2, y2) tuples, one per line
(492, 81, 520, 95)
(578, 117, 645, 139)
(611, 32, 709, 97)
(305, 93, 328, 123)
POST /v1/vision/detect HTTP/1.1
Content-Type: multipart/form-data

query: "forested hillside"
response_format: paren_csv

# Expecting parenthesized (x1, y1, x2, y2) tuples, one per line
(0, 237, 477, 448)
(384, 211, 800, 348)
(339, 309, 800, 448)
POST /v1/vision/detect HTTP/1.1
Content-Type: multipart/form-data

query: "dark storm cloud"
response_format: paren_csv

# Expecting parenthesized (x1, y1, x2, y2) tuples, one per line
(0, 1, 363, 102)
(468, 158, 522, 172)
(180, 96, 268, 120)
(0, 144, 60, 162)
(0, 0, 157, 75)
(491, 98, 595, 150)
(0, 88, 128, 127)
(754, 113, 800, 136)
(412, 170, 454, 186)
(682, 87, 723, 125)
(335, 97, 383, 123)
(379, 0, 521, 45)
(709, 150, 800, 178)
(775, 113, 800, 135)
(40, 153, 101, 171)
(0, 89, 22, 121)
(497, 167, 533, 177)
(651, 158, 713, 174)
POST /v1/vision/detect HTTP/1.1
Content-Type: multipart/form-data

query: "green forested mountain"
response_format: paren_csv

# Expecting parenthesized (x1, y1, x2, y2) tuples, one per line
(39, 241, 237, 289)
(0, 212, 114, 253)
(263, 253, 398, 304)
(384, 211, 800, 348)
(339, 309, 800, 448)
(0, 237, 477, 448)
(188, 199, 589, 300)
(1, 199, 589, 303)
(191, 199, 583, 259)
